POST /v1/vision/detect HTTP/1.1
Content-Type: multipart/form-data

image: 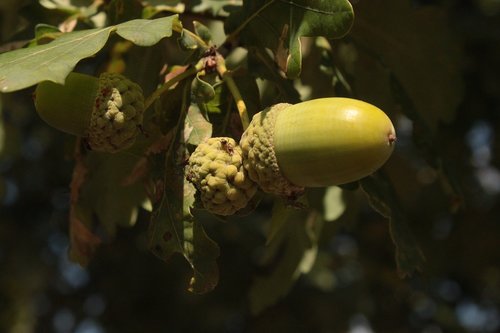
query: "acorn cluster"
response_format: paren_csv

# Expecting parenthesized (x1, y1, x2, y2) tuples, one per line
(34, 72, 396, 217)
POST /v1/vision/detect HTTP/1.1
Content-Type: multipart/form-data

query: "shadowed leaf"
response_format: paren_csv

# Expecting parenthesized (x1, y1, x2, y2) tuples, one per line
(148, 147, 220, 293)
(148, 84, 219, 293)
(265, 199, 289, 245)
(192, 74, 216, 103)
(79, 152, 147, 233)
(349, 0, 463, 129)
(225, 0, 353, 78)
(69, 205, 101, 266)
(360, 173, 426, 277)
(68, 144, 100, 266)
(250, 209, 322, 314)
(247, 48, 301, 104)
(389, 74, 463, 212)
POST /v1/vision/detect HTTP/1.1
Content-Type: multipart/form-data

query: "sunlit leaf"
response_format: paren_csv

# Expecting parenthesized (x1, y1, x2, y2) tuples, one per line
(142, 1, 184, 20)
(0, 27, 111, 92)
(225, 0, 354, 78)
(114, 16, 180, 46)
(0, 15, 181, 92)
(191, 0, 241, 17)
(322, 186, 346, 222)
(39, 0, 86, 12)
(184, 103, 213, 146)
(39, 0, 106, 28)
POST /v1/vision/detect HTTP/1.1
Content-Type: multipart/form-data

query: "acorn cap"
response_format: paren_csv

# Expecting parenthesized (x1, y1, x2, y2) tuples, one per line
(35, 72, 145, 153)
(239, 104, 305, 198)
(187, 137, 258, 216)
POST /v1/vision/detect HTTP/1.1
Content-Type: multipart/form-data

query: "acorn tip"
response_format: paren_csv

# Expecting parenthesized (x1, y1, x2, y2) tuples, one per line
(388, 133, 397, 146)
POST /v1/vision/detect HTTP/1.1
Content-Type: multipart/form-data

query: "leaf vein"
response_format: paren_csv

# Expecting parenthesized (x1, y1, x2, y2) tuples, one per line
(0, 28, 111, 68)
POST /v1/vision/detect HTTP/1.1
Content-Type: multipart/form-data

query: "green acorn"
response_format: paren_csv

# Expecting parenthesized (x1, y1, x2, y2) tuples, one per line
(240, 98, 396, 197)
(186, 137, 257, 216)
(34, 72, 145, 153)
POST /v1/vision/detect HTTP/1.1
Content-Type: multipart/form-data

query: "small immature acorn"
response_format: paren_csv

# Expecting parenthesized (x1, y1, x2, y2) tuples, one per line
(34, 72, 145, 153)
(186, 137, 258, 216)
(240, 98, 396, 197)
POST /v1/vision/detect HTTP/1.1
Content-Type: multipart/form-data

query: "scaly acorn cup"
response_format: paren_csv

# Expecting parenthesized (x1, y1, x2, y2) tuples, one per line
(186, 137, 258, 216)
(240, 98, 397, 197)
(34, 72, 145, 153)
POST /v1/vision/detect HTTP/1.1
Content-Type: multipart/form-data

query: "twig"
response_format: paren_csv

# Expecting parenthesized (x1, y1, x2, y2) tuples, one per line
(215, 54, 250, 130)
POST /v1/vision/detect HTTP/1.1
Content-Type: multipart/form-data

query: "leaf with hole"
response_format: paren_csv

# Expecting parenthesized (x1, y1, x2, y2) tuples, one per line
(148, 86, 219, 293)
(148, 147, 220, 293)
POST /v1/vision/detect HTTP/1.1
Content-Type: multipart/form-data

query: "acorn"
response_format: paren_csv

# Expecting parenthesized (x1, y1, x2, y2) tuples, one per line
(34, 72, 145, 153)
(240, 98, 396, 197)
(186, 137, 258, 216)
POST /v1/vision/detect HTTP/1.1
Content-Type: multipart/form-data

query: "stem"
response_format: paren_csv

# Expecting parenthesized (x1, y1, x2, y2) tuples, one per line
(144, 60, 204, 111)
(216, 54, 250, 130)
